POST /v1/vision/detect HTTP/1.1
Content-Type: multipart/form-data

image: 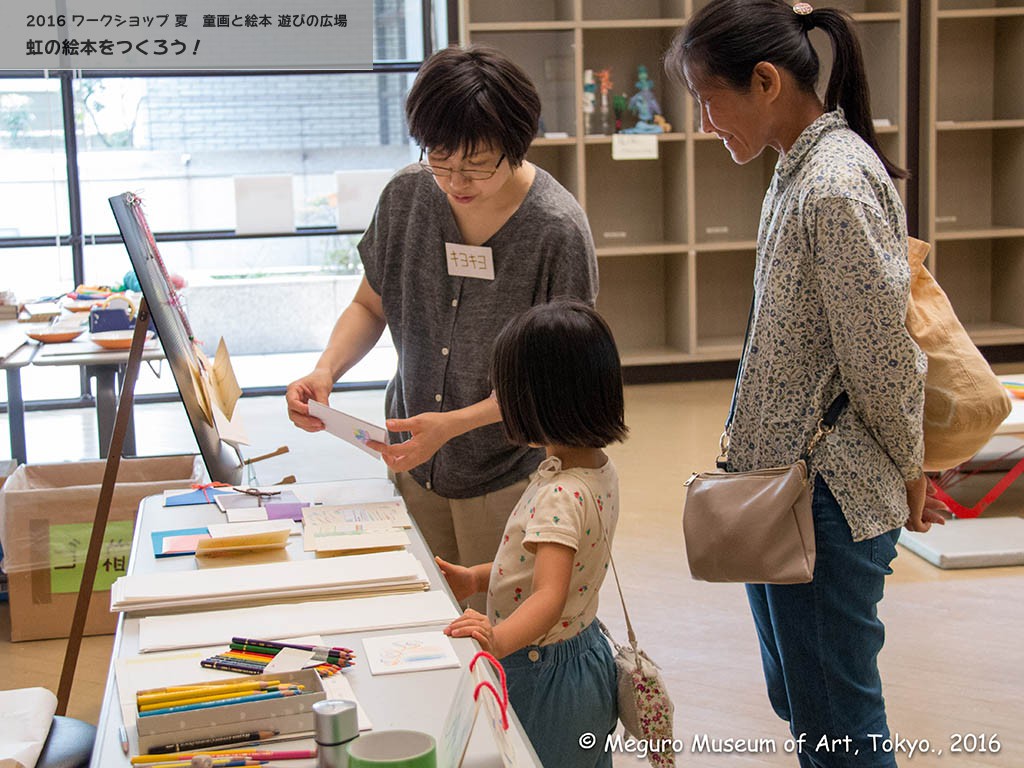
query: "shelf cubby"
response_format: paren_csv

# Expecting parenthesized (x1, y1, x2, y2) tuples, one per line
(582, 28, 685, 132)
(938, 0, 1024, 12)
(585, 141, 687, 249)
(581, 0, 685, 22)
(936, 15, 1024, 122)
(527, 142, 582, 201)
(694, 250, 755, 357)
(464, 0, 575, 25)
(932, 238, 1024, 344)
(596, 252, 692, 363)
(470, 31, 578, 136)
(934, 128, 1024, 232)
(692, 142, 774, 246)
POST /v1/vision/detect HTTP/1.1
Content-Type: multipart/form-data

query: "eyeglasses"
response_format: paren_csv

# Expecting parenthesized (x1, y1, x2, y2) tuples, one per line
(419, 149, 506, 181)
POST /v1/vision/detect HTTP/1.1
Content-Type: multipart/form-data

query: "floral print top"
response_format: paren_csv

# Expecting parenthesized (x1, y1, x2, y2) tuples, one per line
(487, 455, 618, 645)
(728, 109, 926, 541)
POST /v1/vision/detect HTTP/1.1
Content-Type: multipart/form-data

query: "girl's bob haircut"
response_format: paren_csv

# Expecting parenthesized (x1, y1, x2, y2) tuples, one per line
(491, 299, 628, 449)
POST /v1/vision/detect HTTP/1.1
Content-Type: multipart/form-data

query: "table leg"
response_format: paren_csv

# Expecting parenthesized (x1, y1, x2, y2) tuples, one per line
(5, 367, 27, 464)
(88, 364, 137, 458)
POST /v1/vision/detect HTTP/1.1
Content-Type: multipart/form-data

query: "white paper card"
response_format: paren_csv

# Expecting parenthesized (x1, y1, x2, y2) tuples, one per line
(234, 175, 295, 234)
(208, 520, 298, 538)
(308, 400, 386, 459)
(0, 687, 57, 768)
(611, 134, 659, 160)
(263, 647, 316, 673)
(445, 242, 495, 280)
(362, 631, 461, 675)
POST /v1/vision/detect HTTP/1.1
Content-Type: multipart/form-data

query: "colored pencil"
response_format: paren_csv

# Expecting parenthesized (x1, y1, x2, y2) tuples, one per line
(137, 680, 281, 696)
(134, 750, 316, 764)
(135, 760, 265, 768)
(231, 637, 355, 657)
(201, 659, 269, 674)
(143, 730, 278, 756)
(229, 642, 355, 661)
(138, 685, 303, 712)
(139, 689, 302, 718)
(138, 682, 284, 706)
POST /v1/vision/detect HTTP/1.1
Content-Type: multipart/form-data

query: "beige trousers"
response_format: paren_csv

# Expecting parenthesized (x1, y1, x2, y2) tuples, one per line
(393, 472, 529, 613)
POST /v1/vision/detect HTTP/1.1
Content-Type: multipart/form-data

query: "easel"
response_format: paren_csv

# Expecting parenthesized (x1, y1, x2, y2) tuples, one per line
(56, 299, 152, 715)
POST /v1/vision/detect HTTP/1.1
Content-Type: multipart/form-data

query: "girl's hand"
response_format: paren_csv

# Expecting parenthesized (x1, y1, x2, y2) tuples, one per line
(905, 474, 948, 532)
(445, 609, 503, 657)
(435, 556, 478, 603)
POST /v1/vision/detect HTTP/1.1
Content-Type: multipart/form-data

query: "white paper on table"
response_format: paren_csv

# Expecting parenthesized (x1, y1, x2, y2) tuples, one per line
(308, 400, 386, 459)
(304, 501, 411, 529)
(112, 551, 429, 612)
(362, 631, 461, 676)
(208, 520, 301, 538)
(0, 687, 57, 768)
(138, 591, 460, 653)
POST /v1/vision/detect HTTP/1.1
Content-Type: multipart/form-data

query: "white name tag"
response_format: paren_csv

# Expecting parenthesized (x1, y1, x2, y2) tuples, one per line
(445, 242, 495, 280)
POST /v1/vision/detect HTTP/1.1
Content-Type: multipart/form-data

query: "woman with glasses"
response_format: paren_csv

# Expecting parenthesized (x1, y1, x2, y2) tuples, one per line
(287, 44, 597, 602)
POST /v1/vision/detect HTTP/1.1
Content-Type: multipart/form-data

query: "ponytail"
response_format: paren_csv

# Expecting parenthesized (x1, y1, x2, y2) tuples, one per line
(665, 0, 906, 179)
(811, 9, 907, 179)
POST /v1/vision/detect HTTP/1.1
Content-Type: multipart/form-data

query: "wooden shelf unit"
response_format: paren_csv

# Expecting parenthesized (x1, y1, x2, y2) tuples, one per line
(459, 0, 910, 367)
(922, 1, 1024, 345)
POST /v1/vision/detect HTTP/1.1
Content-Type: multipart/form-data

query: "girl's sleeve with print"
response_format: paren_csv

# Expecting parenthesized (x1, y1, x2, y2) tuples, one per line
(522, 480, 587, 554)
(811, 197, 926, 480)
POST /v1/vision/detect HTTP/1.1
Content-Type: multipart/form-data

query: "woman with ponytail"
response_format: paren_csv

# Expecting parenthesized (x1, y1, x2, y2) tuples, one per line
(667, 2, 943, 765)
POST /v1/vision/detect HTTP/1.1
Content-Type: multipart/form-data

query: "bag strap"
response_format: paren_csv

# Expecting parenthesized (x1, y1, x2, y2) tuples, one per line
(573, 473, 638, 650)
(721, 300, 850, 468)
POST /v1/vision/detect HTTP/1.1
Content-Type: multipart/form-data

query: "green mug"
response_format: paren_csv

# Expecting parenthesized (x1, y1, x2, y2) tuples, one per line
(346, 730, 437, 768)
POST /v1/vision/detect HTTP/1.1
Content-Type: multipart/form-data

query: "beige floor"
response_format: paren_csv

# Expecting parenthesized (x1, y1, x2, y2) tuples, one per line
(2, 379, 1022, 767)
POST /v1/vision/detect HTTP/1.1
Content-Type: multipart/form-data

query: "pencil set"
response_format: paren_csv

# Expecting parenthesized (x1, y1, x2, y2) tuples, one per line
(201, 637, 356, 677)
(134, 669, 327, 755)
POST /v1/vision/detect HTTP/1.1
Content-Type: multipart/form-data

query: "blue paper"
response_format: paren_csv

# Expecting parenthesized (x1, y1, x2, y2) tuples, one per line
(164, 487, 237, 507)
(152, 527, 211, 557)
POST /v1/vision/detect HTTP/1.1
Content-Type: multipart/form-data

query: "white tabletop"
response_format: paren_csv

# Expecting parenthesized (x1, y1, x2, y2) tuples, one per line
(90, 479, 540, 768)
(996, 375, 1024, 436)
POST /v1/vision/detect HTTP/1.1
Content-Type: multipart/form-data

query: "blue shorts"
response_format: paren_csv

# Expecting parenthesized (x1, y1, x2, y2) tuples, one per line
(502, 619, 618, 768)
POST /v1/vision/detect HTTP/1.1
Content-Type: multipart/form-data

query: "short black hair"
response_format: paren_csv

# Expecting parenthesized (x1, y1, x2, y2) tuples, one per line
(491, 300, 628, 449)
(405, 44, 541, 169)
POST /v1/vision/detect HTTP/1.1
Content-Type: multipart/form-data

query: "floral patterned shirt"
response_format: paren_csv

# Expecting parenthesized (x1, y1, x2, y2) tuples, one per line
(487, 456, 618, 645)
(728, 110, 926, 541)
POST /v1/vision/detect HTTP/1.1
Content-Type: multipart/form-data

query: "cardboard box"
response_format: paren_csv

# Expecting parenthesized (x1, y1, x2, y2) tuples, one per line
(135, 669, 326, 754)
(0, 455, 202, 641)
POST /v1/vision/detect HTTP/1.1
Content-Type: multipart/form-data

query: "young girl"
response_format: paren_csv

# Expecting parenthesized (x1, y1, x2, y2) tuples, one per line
(666, 2, 942, 765)
(438, 299, 627, 768)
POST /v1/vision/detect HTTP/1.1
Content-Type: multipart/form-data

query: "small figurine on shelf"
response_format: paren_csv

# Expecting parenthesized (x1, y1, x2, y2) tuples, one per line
(612, 93, 628, 133)
(623, 65, 669, 134)
(582, 69, 598, 135)
(594, 68, 614, 134)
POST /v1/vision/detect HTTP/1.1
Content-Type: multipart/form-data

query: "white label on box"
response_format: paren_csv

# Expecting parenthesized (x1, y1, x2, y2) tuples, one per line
(611, 134, 659, 160)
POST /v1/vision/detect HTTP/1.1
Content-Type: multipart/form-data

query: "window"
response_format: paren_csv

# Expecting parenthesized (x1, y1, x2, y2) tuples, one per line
(0, 0, 441, 400)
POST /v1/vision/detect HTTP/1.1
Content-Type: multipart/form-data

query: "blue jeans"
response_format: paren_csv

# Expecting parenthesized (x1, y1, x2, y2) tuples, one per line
(503, 619, 617, 768)
(746, 475, 901, 768)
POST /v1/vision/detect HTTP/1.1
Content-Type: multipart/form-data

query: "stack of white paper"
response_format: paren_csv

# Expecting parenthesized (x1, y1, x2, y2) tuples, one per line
(111, 551, 429, 613)
(137, 591, 460, 652)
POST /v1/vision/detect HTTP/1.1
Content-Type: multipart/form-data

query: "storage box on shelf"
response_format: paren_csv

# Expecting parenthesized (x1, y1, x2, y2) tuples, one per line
(922, 0, 1024, 346)
(460, 0, 908, 370)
